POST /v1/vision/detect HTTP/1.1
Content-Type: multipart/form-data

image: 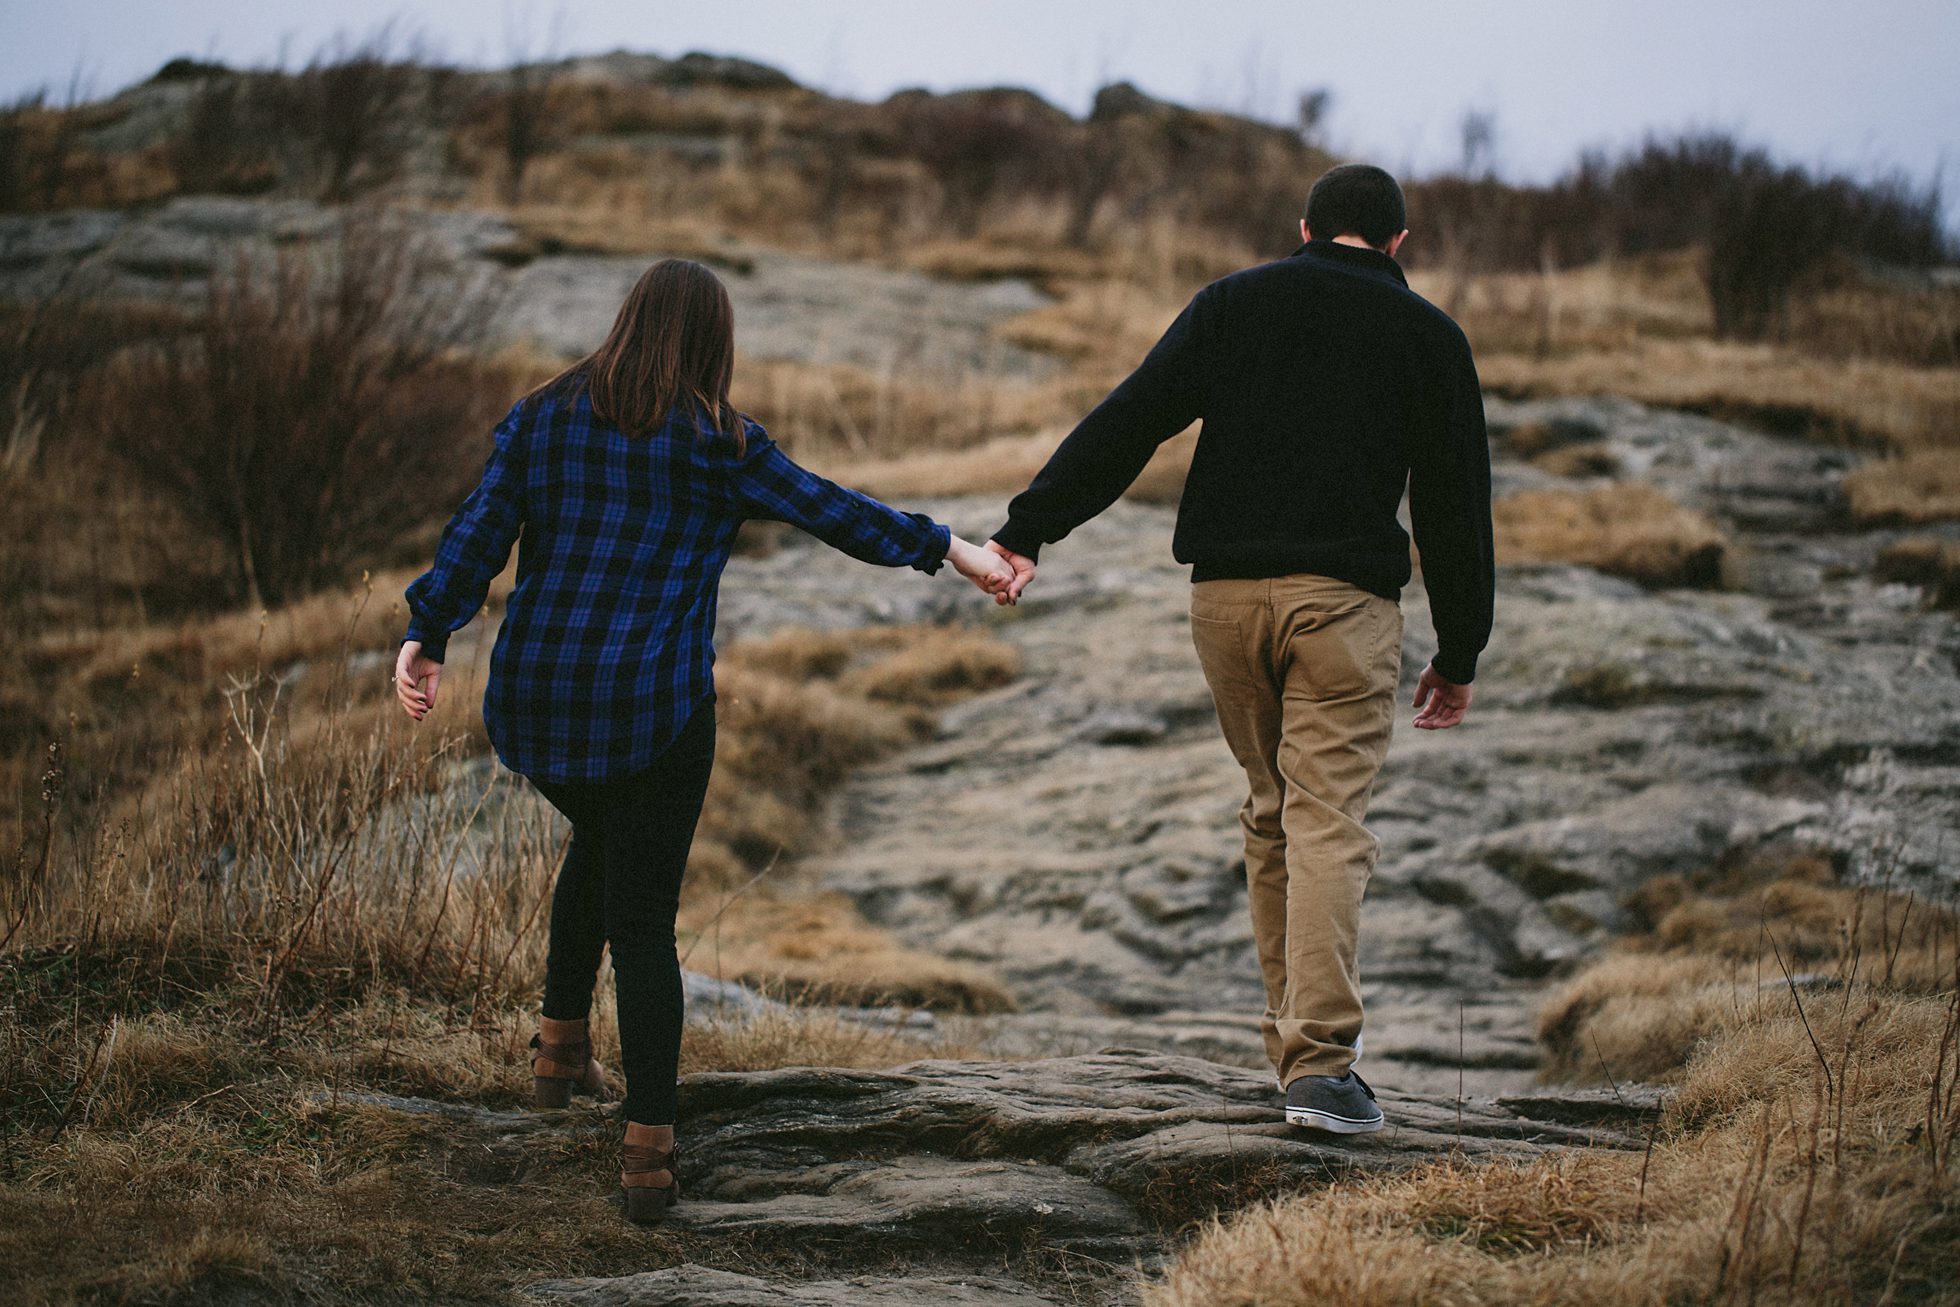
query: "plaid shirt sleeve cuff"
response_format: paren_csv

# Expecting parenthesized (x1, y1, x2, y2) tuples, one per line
(916, 521, 952, 574)
(403, 622, 448, 664)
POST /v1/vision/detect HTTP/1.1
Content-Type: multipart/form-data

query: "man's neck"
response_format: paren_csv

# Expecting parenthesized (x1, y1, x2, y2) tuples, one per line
(1331, 234, 1383, 252)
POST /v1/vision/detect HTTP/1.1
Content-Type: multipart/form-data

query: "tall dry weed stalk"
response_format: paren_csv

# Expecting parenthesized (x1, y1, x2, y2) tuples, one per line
(7, 579, 564, 1038)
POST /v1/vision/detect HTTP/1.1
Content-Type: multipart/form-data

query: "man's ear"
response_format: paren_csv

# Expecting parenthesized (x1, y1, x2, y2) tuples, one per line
(1385, 228, 1409, 258)
(1300, 219, 1311, 244)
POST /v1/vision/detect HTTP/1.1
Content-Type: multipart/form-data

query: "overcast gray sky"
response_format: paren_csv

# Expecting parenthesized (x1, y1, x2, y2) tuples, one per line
(7, 0, 1956, 219)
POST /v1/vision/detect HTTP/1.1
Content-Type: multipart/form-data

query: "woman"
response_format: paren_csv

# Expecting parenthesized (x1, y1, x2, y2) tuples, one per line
(391, 258, 1013, 1224)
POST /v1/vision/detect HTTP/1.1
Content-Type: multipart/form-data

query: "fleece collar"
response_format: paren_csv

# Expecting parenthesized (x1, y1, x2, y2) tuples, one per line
(1292, 239, 1409, 287)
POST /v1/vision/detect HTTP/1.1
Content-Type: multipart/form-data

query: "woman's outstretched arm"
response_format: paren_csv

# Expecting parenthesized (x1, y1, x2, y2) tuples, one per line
(401, 403, 529, 665)
(724, 422, 952, 572)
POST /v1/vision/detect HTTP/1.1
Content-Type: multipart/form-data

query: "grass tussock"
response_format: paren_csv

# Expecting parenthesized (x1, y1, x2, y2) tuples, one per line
(1538, 851, 1957, 1084)
(1493, 482, 1729, 588)
(1844, 449, 1960, 524)
(1150, 861, 1960, 1307)
(676, 890, 1016, 1016)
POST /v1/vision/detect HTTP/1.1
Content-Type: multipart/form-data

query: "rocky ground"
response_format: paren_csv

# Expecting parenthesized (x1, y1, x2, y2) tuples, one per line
(337, 1048, 1652, 1307)
(715, 394, 1960, 1111)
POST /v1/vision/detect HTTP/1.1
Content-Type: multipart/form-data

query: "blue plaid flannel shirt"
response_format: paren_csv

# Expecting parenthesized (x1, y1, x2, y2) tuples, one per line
(401, 379, 950, 783)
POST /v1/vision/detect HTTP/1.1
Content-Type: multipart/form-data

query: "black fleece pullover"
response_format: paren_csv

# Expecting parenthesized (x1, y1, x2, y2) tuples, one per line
(992, 239, 1495, 684)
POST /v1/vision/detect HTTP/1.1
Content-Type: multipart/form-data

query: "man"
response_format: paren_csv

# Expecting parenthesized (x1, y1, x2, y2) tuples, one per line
(985, 163, 1493, 1134)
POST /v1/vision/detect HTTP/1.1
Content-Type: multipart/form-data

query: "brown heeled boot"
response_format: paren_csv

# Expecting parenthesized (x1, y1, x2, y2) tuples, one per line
(620, 1122, 680, 1225)
(528, 1015, 609, 1108)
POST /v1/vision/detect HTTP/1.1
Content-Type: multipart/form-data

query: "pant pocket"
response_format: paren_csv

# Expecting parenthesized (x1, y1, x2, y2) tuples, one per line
(1190, 607, 1263, 692)
(1280, 596, 1383, 702)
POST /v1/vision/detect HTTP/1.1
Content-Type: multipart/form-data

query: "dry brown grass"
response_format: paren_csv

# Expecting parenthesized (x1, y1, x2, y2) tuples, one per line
(673, 625, 1020, 1013)
(1420, 251, 1960, 370)
(677, 891, 1016, 1015)
(1538, 856, 1958, 1085)
(1149, 869, 1960, 1307)
(0, 975, 971, 1303)
(1, 580, 1018, 1298)
(1478, 337, 1960, 455)
(1493, 482, 1729, 588)
(900, 238, 1101, 288)
(1845, 449, 1960, 524)
(816, 426, 1196, 507)
(490, 203, 758, 271)
(993, 276, 1188, 367)
(738, 355, 1074, 463)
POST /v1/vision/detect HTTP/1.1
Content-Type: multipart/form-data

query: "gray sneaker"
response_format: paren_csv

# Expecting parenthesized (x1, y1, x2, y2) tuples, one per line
(1284, 1070, 1383, 1133)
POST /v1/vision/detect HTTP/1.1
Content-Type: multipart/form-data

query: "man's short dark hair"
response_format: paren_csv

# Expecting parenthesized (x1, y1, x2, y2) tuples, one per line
(1304, 164, 1407, 248)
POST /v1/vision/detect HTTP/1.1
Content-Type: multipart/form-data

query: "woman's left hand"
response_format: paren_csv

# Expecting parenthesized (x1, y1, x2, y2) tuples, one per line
(395, 640, 443, 721)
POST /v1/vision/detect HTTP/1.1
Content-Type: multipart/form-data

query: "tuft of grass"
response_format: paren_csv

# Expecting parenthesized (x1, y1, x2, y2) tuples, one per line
(1493, 482, 1729, 588)
(677, 891, 1017, 1015)
(1845, 450, 1960, 525)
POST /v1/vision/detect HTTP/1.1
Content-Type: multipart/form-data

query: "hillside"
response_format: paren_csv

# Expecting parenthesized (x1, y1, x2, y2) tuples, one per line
(2, 41, 1959, 1307)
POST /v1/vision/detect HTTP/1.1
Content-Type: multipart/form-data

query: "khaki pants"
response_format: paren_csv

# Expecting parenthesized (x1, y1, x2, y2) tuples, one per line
(1189, 573, 1403, 1086)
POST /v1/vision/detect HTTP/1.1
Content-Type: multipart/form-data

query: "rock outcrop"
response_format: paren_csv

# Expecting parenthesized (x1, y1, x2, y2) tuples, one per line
(0, 199, 1056, 380)
(341, 1047, 1641, 1306)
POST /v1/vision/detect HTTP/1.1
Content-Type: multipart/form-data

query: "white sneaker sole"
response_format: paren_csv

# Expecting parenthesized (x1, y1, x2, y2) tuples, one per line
(1284, 1106, 1384, 1133)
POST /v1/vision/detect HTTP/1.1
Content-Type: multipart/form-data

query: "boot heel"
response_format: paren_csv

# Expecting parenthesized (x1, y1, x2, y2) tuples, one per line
(533, 1075, 573, 1108)
(621, 1183, 676, 1225)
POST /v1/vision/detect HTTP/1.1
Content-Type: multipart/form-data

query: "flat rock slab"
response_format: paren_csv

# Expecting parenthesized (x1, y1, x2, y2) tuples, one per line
(525, 1266, 1064, 1306)
(643, 1048, 1635, 1296)
(342, 1048, 1643, 1305)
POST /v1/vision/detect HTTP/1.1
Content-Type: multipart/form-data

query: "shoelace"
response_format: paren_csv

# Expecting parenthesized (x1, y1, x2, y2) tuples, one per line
(1349, 1069, 1376, 1101)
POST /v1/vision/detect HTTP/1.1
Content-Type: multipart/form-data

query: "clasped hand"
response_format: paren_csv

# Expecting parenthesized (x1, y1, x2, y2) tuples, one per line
(946, 536, 1035, 605)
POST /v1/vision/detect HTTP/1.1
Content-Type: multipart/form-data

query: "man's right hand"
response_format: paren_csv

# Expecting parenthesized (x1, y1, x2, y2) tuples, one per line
(1411, 662, 1472, 730)
(984, 540, 1036, 605)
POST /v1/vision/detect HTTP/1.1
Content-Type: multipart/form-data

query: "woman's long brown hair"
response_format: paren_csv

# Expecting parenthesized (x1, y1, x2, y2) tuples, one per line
(528, 258, 742, 450)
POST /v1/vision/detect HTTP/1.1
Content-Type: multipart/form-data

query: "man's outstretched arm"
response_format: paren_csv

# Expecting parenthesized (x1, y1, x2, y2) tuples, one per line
(990, 289, 1212, 571)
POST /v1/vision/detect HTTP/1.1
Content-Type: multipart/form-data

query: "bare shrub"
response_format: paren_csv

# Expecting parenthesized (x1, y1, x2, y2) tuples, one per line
(0, 83, 86, 212)
(83, 217, 505, 608)
(169, 74, 279, 196)
(1408, 131, 1950, 349)
(251, 26, 423, 202)
(889, 89, 1074, 237)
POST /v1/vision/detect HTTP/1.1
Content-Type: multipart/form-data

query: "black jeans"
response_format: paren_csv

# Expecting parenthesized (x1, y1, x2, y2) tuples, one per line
(526, 698, 716, 1126)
